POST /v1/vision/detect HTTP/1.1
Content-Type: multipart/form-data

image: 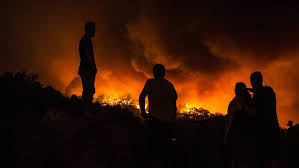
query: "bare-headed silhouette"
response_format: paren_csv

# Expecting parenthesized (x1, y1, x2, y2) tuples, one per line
(139, 64, 177, 167)
(250, 71, 280, 159)
(78, 22, 97, 118)
(139, 64, 177, 121)
(224, 82, 253, 162)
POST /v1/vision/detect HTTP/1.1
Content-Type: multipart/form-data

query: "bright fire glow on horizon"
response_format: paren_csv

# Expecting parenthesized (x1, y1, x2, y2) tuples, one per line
(1, 0, 299, 128)
(92, 95, 215, 115)
(61, 61, 296, 128)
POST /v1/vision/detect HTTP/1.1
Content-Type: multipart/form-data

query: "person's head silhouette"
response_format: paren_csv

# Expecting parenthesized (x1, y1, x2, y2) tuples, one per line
(287, 120, 294, 128)
(85, 22, 96, 38)
(250, 71, 263, 91)
(235, 82, 247, 96)
(153, 64, 165, 78)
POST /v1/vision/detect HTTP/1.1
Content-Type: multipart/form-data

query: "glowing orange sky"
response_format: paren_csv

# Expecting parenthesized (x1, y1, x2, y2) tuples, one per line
(61, 57, 298, 128)
(1, 0, 299, 128)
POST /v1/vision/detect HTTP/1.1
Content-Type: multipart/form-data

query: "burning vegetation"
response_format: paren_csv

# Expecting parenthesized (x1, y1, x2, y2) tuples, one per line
(93, 95, 223, 120)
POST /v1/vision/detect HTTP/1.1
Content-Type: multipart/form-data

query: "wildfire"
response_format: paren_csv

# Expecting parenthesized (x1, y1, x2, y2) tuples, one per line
(180, 104, 209, 114)
(93, 95, 218, 117)
(178, 103, 223, 120)
(95, 96, 134, 106)
(94, 95, 148, 110)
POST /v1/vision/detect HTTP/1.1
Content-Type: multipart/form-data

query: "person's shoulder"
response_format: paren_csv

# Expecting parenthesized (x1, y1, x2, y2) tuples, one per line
(80, 35, 88, 43)
(264, 86, 275, 93)
(79, 37, 85, 46)
(145, 78, 154, 84)
(229, 97, 237, 105)
(163, 78, 174, 86)
(263, 86, 276, 97)
(228, 97, 237, 110)
(264, 85, 272, 89)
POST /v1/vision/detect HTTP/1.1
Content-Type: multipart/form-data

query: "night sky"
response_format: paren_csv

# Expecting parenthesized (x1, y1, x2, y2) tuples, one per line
(1, 0, 299, 126)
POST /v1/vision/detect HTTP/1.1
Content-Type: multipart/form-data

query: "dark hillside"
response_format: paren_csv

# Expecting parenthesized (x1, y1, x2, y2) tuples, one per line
(0, 72, 297, 168)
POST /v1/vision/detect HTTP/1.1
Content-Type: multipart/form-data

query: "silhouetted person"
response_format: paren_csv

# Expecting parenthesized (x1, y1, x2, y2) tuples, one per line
(249, 72, 280, 161)
(139, 64, 177, 121)
(78, 22, 97, 118)
(224, 82, 253, 167)
(287, 120, 293, 129)
(286, 120, 296, 160)
(139, 64, 177, 167)
(287, 120, 294, 139)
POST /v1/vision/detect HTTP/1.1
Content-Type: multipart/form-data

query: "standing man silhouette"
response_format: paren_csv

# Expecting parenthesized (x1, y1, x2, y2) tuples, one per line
(78, 22, 97, 118)
(139, 64, 177, 167)
(250, 72, 280, 163)
(139, 64, 177, 122)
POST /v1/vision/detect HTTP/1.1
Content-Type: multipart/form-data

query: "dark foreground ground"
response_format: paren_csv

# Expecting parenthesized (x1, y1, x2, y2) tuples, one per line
(1, 73, 299, 168)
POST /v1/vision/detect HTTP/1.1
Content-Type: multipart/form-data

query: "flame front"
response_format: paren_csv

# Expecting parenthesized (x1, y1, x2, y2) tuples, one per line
(93, 95, 215, 116)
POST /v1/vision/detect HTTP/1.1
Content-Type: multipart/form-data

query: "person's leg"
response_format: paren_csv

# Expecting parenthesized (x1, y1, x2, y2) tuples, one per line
(262, 160, 272, 168)
(80, 73, 87, 103)
(228, 160, 235, 168)
(81, 72, 94, 118)
(87, 72, 96, 115)
(236, 160, 249, 168)
(91, 71, 96, 95)
(248, 159, 257, 168)
(272, 160, 283, 168)
(148, 119, 162, 167)
(85, 71, 96, 104)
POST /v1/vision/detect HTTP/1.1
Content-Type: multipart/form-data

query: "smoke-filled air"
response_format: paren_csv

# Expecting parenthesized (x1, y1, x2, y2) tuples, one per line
(1, 0, 299, 126)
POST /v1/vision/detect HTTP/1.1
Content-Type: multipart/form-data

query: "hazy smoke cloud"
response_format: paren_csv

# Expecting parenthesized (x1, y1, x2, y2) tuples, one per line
(1, 0, 299, 125)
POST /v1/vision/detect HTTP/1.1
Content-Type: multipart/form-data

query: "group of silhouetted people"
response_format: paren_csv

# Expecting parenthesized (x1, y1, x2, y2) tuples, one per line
(78, 22, 280, 165)
(223, 72, 280, 167)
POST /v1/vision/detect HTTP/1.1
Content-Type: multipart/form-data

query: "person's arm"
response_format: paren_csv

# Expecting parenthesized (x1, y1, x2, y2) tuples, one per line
(224, 100, 235, 144)
(139, 80, 150, 118)
(170, 83, 178, 101)
(247, 88, 254, 93)
(89, 43, 97, 73)
(82, 38, 96, 72)
(246, 99, 256, 119)
(239, 93, 256, 118)
(170, 83, 178, 118)
(86, 44, 97, 72)
(268, 88, 279, 129)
